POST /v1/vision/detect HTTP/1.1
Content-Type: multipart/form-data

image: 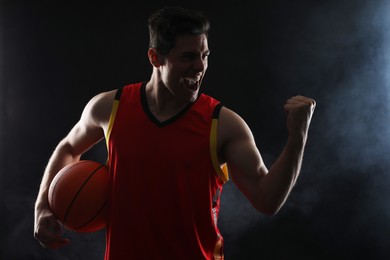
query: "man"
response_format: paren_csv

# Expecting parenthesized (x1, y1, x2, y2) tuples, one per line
(34, 6, 316, 260)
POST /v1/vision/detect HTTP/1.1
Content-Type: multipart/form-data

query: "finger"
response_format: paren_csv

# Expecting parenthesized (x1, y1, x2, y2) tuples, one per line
(34, 226, 70, 249)
(285, 96, 316, 109)
(37, 234, 70, 249)
(46, 237, 71, 249)
(286, 95, 314, 104)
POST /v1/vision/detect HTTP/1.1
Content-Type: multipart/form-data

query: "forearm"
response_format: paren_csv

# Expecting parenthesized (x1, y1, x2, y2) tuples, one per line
(221, 96, 315, 215)
(35, 140, 81, 210)
(33, 140, 78, 249)
(259, 135, 306, 214)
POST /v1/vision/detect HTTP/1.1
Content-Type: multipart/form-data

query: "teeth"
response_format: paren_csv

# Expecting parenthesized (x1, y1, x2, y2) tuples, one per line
(185, 78, 197, 84)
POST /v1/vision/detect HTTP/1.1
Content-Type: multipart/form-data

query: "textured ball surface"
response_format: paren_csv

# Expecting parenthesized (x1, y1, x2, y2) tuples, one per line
(48, 160, 108, 233)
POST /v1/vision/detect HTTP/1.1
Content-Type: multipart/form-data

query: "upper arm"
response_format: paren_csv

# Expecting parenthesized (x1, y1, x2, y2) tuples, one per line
(218, 107, 268, 207)
(62, 90, 116, 157)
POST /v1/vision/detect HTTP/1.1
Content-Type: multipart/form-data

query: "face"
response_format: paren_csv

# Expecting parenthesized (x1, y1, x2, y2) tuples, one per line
(158, 34, 210, 103)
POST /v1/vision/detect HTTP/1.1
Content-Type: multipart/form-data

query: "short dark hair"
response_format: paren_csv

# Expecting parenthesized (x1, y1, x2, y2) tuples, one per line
(148, 6, 210, 55)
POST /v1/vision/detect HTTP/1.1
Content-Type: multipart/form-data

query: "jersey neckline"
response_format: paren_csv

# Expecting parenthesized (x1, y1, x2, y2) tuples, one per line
(140, 82, 200, 128)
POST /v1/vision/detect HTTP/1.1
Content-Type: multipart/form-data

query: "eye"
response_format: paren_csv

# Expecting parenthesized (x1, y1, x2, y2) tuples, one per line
(202, 51, 210, 60)
(180, 53, 196, 61)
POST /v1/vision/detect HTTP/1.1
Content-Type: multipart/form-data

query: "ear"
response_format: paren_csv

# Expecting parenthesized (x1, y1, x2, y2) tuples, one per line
(148, 48, 162, 67)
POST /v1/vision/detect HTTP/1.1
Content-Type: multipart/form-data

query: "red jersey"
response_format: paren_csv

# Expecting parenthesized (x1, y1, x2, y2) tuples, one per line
(105, 82, 229, 260)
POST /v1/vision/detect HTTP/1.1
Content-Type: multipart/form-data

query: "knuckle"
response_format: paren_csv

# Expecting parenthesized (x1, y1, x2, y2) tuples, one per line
(33, 227, 41, 239)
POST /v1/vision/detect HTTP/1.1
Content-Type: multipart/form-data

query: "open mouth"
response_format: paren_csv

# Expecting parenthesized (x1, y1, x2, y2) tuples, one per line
(183, 77, 200, 91)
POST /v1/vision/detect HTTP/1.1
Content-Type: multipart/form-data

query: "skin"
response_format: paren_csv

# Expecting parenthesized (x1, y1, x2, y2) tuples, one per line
(34, 33, 316, 249)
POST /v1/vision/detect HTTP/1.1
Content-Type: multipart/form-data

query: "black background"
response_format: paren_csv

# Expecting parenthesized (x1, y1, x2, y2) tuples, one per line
(1, 0, 390, 259)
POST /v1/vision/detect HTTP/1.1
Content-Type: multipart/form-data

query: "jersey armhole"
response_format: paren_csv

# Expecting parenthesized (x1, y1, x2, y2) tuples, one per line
(210, 103, 229, 183)
(105, 88, 123, 150)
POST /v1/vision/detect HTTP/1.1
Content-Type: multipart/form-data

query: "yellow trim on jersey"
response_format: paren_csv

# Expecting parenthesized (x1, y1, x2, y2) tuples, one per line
(106, 99, 119, 150)
(210, 118, 229, 183)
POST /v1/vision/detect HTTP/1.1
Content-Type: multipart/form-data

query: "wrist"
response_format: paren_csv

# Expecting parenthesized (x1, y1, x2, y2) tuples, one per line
(286, 134, 306, 150)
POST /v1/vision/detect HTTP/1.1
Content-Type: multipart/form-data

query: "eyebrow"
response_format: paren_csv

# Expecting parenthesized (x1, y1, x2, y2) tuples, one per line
(181, 50, 210, 55)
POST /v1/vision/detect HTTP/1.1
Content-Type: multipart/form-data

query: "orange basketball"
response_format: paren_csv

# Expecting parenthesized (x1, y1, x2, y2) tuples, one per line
(48, 160, 109, 233)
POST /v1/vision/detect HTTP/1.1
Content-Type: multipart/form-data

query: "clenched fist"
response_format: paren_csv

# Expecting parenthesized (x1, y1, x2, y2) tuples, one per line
(283, 95, 316, 141)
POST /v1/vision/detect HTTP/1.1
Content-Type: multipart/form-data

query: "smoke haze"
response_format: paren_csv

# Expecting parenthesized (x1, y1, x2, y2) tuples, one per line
(1, 0, 390, 259)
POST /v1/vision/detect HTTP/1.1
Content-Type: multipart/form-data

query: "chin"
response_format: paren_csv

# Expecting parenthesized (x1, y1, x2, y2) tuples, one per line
(182, 92, 199, 104)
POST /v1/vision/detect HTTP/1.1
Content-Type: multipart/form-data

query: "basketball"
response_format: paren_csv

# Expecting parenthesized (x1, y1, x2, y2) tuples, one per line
(48, 160, 109, 233)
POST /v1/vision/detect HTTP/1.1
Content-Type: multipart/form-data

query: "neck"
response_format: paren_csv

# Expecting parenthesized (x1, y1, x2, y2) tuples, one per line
(145, 77, 192, 122)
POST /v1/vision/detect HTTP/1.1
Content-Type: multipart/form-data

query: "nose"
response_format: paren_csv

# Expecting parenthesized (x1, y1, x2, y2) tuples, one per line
(193, 56, 207, 72)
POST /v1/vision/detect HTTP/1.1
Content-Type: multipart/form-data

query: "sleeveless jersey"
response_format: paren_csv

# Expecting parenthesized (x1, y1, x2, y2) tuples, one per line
(104, 82, 229, 260)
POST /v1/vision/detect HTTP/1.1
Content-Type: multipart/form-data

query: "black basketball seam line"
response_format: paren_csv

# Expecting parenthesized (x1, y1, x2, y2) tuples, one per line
(51, 161, 86, 224)
(63, 164, 106, 228)
(60, 161, 91, 224)
(75, 200, 107, 230)
(63, 163, 105, 227)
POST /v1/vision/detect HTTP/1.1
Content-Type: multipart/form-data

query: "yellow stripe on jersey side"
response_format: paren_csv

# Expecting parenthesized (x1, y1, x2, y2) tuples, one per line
(105, 99, 119, 150)
(210, 118, 229, 183)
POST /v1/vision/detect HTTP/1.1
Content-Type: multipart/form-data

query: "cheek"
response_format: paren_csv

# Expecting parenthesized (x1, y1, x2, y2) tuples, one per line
(203, 59, 209, 70)
(160, 66, 175, 83)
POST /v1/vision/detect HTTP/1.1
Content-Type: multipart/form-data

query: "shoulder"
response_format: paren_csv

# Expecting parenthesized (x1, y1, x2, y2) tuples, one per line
(217, 106, 256, 161)
(89, 89, 117, 107)
(217, 106, 254, 147)
(219, 106, 253, 137)
(81, 89, 117, 128)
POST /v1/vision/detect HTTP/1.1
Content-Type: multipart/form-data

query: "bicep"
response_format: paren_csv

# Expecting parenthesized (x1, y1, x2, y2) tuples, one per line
(219, 108, 268, 202)
(64, 119, 104, 158)
(62, 91, 114, 157)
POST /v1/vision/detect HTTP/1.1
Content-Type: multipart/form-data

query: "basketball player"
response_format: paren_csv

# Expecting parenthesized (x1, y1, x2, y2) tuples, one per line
(34, 6, 316, 259)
